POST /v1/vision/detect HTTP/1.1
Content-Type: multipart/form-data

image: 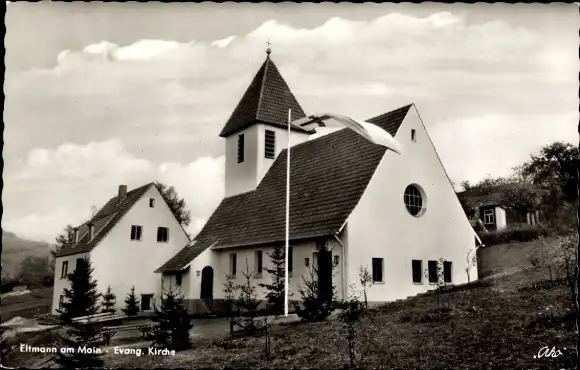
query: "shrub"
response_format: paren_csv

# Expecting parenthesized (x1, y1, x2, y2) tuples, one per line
(122, 286, 140, 317)
(56, 258, 101, 324)
(101, 285, 117, 314)
(294, 265, 338, 322)
(480, 223, 553, 246)
(151, 287, 193, 352)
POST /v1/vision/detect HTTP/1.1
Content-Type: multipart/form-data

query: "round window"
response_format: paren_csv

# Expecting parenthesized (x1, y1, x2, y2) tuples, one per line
(404, 185, 424, 216)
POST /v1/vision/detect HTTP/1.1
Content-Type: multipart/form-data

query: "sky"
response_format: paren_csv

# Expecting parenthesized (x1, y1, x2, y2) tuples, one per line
(3, 2, 578, 242)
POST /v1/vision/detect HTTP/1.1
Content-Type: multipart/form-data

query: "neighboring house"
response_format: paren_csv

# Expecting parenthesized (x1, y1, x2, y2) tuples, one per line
(457, 185, 542, 232)
(52, 183, 190, 315)
(155, 51, 480, 313)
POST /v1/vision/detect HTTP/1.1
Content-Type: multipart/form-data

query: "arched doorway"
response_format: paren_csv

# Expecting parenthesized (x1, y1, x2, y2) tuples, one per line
(200, 266, 214, 300)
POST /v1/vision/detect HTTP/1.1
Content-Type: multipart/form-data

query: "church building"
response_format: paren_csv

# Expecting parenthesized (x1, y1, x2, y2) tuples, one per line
(156, 50, 479, 313)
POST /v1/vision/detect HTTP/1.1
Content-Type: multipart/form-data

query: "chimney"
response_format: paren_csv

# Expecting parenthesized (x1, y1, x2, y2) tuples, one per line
(118, 185, 127, 201)
(88, 222, 95, 241)
(73, 227, 79, 243)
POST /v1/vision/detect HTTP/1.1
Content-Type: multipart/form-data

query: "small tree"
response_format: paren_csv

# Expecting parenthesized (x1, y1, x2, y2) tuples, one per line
(529, 236, 555, 282)
(151, 287, 193, 351)
(122, 286, 140, 317)
(261, 315, 274, 360)
(155, 182, 192, 227)
(358, 265, 373, 310)
(223, 275, 239, 339)
(294, 264, 338, 322)
(338, 286, 366, 368)
(557, 234, 579, 315)
(55, 258, 103, 368)
(424, 258, 450, 312)
(101, 285, 117, 314)
(52, 225, 75, 259)
(259, 245, 291, 315)
(236, 259, 260, 336)
(57, 258, 101, 324)
(464, 249, 477, 283)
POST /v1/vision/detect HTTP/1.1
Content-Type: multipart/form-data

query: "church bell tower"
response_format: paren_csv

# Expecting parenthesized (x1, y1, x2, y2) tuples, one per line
(220, 48, 312, 197)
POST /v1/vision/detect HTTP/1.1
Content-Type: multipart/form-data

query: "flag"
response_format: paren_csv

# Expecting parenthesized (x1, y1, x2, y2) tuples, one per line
(296, 113, 403, 154)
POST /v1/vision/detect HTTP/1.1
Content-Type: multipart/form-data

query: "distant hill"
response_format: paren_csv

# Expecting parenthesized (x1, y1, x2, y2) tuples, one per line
(1, 231, 53, 278)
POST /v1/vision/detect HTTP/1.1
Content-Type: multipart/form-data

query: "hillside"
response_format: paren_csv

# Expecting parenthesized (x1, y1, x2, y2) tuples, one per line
(1, 231, 53, 277)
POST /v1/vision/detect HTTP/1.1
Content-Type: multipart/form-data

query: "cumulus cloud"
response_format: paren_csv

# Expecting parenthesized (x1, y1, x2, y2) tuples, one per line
(4, 140, 224, 242)
(3, 10, 576, 242)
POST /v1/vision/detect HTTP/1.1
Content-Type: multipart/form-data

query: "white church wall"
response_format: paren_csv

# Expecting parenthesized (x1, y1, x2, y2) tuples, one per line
(224, 125, 260, 197)
(346, 105, 477, 304)
(185, 238, 344, 302)
(89, 185, 190, 312)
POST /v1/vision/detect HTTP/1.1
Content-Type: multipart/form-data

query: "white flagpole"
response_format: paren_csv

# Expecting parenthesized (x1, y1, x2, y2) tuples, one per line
(285, 108, 291, 317)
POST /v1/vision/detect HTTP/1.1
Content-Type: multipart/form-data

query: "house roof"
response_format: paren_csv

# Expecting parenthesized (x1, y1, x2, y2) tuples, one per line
(456, 185, 513, 209)
(219, 55, 313, 137)
(156, 104, 412, 273)
(55, 183, 155, 258)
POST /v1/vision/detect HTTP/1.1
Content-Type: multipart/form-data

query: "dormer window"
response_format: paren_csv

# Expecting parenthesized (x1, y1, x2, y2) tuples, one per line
(265, 130, 276, 159)
(238, 134, 245, 163)
(411, 129, 416, 142)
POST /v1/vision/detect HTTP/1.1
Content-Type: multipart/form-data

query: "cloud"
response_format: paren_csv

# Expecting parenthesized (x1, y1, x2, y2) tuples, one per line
(4, 140, 224, 242)
(431, 112, 579, 184)
(211, 36, 236, 48)
(3, 11, 576, 242)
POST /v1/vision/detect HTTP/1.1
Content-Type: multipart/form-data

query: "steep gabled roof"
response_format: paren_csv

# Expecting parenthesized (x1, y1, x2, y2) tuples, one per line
(156, 104, 412, 273)
(219, 55, 312, 137)
(55, 183, 155, 258)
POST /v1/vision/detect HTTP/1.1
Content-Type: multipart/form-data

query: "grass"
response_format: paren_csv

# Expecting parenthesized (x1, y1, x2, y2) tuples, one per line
(1, 287, 53, 323)
(96, 266, 577, 369)
(3, 238, 577, 368)
(477, 236, 560, 278)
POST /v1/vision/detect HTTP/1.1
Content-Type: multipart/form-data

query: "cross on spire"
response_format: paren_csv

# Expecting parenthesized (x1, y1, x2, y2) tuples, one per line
(266, 39, 272, 55)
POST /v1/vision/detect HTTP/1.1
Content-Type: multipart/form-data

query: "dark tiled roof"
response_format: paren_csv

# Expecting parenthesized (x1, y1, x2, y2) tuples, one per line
(219, 56, 312, 137)
(55, 183, 155, 258)
(457, 185, 512, 209)
(157, 105, 412, 273)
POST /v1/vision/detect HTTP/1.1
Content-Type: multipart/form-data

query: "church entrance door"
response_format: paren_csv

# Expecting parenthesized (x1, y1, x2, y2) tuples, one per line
(316, 248, 333, 305)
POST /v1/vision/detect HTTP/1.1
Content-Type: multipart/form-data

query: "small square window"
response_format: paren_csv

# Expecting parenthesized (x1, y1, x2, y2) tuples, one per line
(176, 273, 182, 286)
(305, 257, 309, 267)
(372, 258, 383, 283)
(333, 255, 339, 266)
(149, 198, 155, 208)
(157, 227, 169, 243)
(131, 225, 143, 241)
(411, 129, 416, 142)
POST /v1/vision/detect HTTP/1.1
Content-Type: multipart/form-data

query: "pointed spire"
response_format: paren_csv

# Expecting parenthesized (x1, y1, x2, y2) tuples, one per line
(219, 54, 309, 138)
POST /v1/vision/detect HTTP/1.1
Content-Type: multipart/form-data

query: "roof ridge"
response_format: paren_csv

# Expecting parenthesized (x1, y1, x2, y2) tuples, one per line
(255, 56, 270, 121)
(288, 104, 412, 152)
